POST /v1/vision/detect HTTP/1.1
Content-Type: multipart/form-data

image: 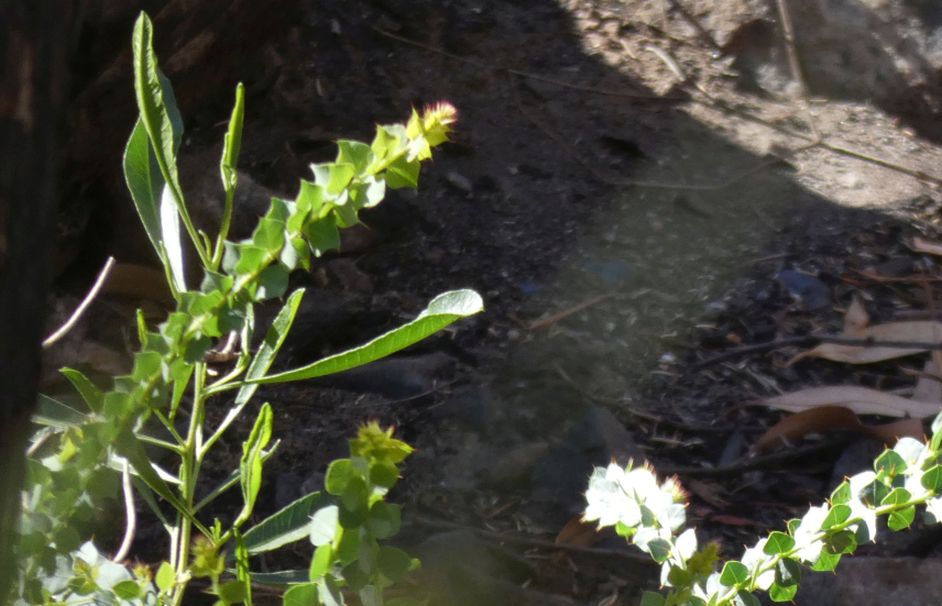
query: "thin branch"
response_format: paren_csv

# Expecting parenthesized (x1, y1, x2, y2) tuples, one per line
(658, 439, 849, 477)
(372, 26, 678, 101)
(775, 0, 807, 97)
(42, 256, 116, 348)
(376, 20, 942, 189)
(692, 334, 942, 369)
(412, 514, 655, 565)
(113, 460, 136, 562)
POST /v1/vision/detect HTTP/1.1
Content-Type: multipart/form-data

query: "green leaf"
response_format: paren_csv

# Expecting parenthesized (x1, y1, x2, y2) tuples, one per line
(888, 505, 916, 531)
(719, 561, 749, 586)
(124, 118, 167, 264)
(256, 289, 483, 384)
(309, 544, 333, 581)
(256, 264, 289, 300)
(335, 526, 361, 565)
(874, 450, 907, 477)
(60, 368, 104, 413)
(774, 557, 801, 589)
(340, 476, 369, 513)
(377, 546, 413, 582)
(235, 531, 253, 606)
(305, 215, 340, 256)
(337, 140, 373, 172)
(115, 428, 204, 533)
(824, 530, 857, 555)
(239, 570, 308, 586)
(811, 551, 841, 572)
(159, 184, 186, 291)
(220, 83, 245, 195)
(763, 531, 795, 555)
(367, 502, 401, 539)
(236, 403, 273, 527)
(327, 163, 356, 195)
(880, 487, 912, 507)
(734, 592, 760, 606)
(111, 580, 142, 600)
(33, 394, 88, 429)
(821, 504, 851, 529)
(217, 289, 303, 443)
(156, 561, 175, 593)
(769, 582, 798, 602)
(310, 505, 340, 546)
(385, 156, 420, 189)
(325, 459, 355, 495)
(646, 538, 672, 564)
(369, 460, 400, 489)
(830, 480, 851, 504)
(242, 492, 331, 554)
(282, 583, 319, 606)
(639, 591, 666, 606)
(922, 465, 942, 492)
(218, 579, 247, 604)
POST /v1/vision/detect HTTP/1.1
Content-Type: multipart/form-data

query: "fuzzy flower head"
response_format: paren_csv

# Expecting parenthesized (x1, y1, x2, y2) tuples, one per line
(406, 101, 458, 159)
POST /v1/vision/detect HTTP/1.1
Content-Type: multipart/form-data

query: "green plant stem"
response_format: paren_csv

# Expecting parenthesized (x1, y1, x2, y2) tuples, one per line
(137, 433, 185, 454)
(708, 495, 930, 604)
(153, 409, 185, 445)
(172, 363, 208, 605)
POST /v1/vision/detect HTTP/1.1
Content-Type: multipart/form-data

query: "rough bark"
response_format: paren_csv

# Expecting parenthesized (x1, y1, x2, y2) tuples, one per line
(0, 1, 71, 600)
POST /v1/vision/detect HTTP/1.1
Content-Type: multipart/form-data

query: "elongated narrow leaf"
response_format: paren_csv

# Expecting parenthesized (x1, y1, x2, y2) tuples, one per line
(242, 491, 333, 554)
(235, 403, 273, 528)
(195, 445, 278, 514)
(243, 570, 309, 586)
(235, 289, 304, 405)
(33, 394, 89, 429)
(123, 118, 166, 261)
(220, 83, 245, 195)
(160, 184, 186, 291)
(759, 386, 942, 418)
(115, 428, 204, 533)
(207, 291, 304, 453)
(256, 289, 482, 384)
(132, 13, 183, 191)
(215, 83, 245, 262)
(60, 368, 104, 413)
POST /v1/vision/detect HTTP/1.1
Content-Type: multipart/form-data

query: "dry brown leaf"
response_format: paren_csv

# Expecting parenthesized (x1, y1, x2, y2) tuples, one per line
(787, 320, 942, 365)
(843, 295, 870, 333)
(753, 405, 924, 453)
(911, 236, 942, 257)
(555, 516, 601, 548)
(759, 386, 941, 418)
(103, 263, 175, 306)
(913, 359, 942, 403)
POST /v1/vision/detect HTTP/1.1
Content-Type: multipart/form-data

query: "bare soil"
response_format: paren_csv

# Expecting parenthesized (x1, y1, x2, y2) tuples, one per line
(48, 1, 942, 603)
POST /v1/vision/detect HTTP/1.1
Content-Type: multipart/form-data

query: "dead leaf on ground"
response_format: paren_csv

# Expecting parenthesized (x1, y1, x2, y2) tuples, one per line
(842, 295, 870, 333)
(752, 405, 924, 453)
(758, 386, 941, 418)
(104, 263, 175, 306)
(555, 516, 601, 548)
(910, 236, 942, 257)
(686, 479, 730, 509)
(787, 321, 942, 365)
(912, 359, 942, 403)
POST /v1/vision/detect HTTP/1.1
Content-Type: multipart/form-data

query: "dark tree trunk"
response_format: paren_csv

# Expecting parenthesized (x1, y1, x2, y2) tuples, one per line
(0, 1, 72, 600)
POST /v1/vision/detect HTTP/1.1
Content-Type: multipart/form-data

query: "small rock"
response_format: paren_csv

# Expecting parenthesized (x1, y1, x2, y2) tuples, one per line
(445, 171, 474, 194)
(776, 269, 830, 311)
(481, 442, 551, 489)
(310, 352, 456, 398)
(796, 557, 942, 605)
(415, 530, 577, 606)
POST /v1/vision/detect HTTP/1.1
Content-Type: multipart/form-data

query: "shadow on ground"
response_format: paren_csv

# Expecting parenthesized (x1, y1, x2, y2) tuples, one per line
(59, 1, 942, 604)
